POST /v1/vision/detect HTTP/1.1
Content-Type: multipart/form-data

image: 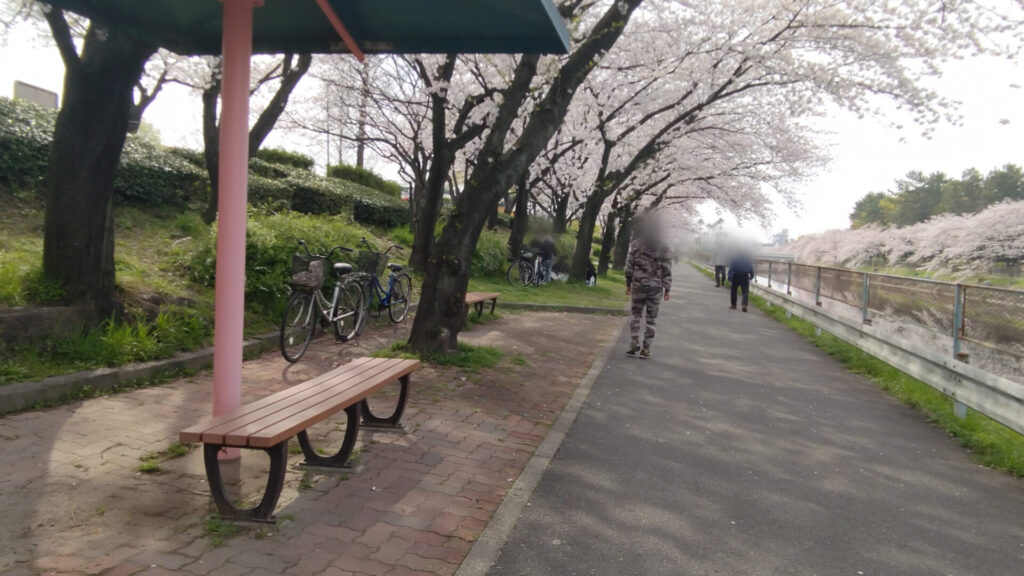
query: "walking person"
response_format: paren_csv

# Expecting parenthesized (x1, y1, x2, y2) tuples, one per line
(713, 248, 728, 287)
(625, 216, 672, 359)
(728, 252, 754, 312)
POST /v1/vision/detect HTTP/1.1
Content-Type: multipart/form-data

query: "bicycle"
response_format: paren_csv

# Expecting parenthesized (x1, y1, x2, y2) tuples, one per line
(280, 240, 364, 363)
(506, 249, 548, 287)
(353, 237, 414, 331)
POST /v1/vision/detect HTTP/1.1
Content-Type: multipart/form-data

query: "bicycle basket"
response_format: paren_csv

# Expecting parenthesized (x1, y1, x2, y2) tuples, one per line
(356, 251, 389, 276)
(520, 250, 534, 260)
(290, 254, 325, 288)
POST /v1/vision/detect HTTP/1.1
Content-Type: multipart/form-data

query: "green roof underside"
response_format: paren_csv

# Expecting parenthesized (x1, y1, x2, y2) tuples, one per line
(47, 0, 570, 55)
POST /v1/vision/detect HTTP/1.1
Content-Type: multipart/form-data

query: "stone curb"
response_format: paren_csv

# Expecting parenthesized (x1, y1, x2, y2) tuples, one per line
(0, 331, 279, 416)
(0, 302, 623, 415)
(497, 302, 629, 316)
(454, 316, 627, 576)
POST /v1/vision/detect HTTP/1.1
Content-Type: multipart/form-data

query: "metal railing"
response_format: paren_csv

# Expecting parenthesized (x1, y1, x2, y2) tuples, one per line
(754, 259, 1024, 365)
(695, 255, 1024, 433)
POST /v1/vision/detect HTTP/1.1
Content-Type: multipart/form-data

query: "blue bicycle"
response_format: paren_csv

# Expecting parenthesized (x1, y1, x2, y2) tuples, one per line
(354, 238, 413, 333)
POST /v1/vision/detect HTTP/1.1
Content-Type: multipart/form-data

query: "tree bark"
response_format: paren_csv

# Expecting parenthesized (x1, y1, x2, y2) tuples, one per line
(597, 212, 617, 276)
(568, 192, 605, 281)
(613, 210, 634, 270)
(552, 192, 570, 234)
(507, 174, 530, 259)
(200, 78, 221, 224)
(41, 16, 156, 318)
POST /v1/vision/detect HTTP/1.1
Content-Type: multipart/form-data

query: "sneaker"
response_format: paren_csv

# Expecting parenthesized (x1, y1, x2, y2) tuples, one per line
(626, 346, 639, 356)
(730, 305, 737, 310)
(742, 306, 748, 312)
(639, 348, 651, 359)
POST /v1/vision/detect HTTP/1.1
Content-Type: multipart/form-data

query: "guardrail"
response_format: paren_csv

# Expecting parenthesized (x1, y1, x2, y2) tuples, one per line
(694, 257, 1024, 436)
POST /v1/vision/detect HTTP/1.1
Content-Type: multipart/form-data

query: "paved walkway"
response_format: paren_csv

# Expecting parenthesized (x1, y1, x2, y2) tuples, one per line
(486, 265, 1024, 575)
(0, 312, 616, 575)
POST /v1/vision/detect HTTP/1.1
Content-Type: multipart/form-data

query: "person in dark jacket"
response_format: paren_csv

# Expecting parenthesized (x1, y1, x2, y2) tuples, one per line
(537, 235, 556, 284)
(728, 253, 754, 312)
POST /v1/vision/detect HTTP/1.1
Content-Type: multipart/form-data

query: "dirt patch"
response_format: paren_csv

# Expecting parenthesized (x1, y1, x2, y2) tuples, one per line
(0, 312, 617, 574)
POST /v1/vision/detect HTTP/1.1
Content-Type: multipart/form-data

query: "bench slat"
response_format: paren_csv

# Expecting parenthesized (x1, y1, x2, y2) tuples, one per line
(465, 292, 500, 304)
(179, 357, 382, 444)
(228, 359, 419, 448)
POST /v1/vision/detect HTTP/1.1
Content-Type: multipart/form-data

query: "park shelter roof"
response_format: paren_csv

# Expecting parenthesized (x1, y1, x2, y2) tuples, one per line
(45, 0, 571, 55)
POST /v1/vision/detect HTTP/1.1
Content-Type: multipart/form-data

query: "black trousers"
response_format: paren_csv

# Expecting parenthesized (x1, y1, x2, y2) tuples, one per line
(731, 278, 750, 307)
(714, 265, 727, 285)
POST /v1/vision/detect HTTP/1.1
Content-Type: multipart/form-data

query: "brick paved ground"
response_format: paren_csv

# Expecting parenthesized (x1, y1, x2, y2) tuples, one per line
(0, 312, 616, 575)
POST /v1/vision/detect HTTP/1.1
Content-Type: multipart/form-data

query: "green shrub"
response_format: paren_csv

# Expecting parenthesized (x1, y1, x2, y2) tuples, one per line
(389, 226, 414, 248)
(0, 97, 55, 191)
(187, 210, 374, 315)
(472, 229, 509, 277)
(0, 97, 208, 205)
(328, 163, 403, 198)
(114, 138, 208, 206)
(248, 174, 294, 209)
(254, 147, 315, 171)
(248, 157, 291, 179)
(167, 147, 206, 169)
(287, 170, 354, 217)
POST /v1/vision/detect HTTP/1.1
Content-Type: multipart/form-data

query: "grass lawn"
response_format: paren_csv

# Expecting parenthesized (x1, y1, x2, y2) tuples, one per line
(468, 268, 629, 309)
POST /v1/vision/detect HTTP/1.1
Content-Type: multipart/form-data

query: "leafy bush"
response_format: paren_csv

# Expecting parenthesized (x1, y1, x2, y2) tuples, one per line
(187, 210, 375, 315)
(254, 147, 315, 171)
(167, 147, 206, 169)
(115, 138, 208, 206)
(472, 229, 509, 277)
(328, 163, 404, 198)
(0, 97, 55, 191)
(0, 97, 207, 205)
(389, 226, 414, 248)
(248, 174, 294, 209)
(287, 170, 354, 217)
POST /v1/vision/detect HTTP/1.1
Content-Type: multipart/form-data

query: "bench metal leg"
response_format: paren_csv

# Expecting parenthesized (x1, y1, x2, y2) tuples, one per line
(204, 441, 288, 523)
(474, 301, 484, 318)
(360, 374, 410, 429)
(490, 298, 497, 314)
(297, 403, 361, 468)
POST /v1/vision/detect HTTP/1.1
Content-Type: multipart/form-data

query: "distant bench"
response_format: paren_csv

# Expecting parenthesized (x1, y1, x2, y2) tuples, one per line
(180, 357, 420, 522)
(465, 292, 500, 318)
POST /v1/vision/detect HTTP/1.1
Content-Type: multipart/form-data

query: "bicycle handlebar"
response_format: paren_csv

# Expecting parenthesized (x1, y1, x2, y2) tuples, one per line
(359, 237, 404, 256)
(296, 240, 353, 261)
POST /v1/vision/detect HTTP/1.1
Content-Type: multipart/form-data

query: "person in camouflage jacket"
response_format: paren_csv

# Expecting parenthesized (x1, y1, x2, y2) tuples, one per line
(625, 218, 672, 359)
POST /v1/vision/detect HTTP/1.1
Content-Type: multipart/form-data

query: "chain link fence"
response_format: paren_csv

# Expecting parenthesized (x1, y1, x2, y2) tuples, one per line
(962, 285, 1024, 358)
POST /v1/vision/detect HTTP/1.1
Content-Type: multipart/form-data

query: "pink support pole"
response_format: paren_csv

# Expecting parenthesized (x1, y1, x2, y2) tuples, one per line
(213, 0, 260, 459)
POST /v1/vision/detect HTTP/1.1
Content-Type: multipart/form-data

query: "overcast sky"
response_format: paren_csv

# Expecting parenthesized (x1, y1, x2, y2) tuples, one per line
(3, 23, 1022, 241)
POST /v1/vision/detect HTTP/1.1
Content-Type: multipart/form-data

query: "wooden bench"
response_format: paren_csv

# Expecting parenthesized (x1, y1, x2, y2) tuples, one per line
(180, 357, 420, 522)
(465, 292, 500, 318)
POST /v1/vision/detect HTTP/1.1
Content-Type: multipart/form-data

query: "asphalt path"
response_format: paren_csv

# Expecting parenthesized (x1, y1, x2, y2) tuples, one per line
(486, 265, 1024, 576)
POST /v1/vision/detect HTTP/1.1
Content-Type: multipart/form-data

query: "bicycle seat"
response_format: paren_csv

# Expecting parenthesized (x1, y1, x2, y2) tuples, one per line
(333, 262, 354, 275)
(386, 263, 404, 273)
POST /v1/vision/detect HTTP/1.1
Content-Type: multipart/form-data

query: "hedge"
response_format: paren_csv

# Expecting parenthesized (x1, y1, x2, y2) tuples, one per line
(0, 97, 408, 226)
(328, 163, 404, 198)
(254, 147, 315, 171)
(0, 97, 206, 205)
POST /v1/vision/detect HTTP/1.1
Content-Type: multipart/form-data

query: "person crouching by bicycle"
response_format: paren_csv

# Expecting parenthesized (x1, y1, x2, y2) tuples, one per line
(625, 215, 672, 359)
(537, 235, 557, 284)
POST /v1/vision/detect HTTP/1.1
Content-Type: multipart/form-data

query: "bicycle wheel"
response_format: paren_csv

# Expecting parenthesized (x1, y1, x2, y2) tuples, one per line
(280, 291, 316, 362)
(387, 274, 413, 323)
(507, 260, 533, 287)
(332, 281, 364, 342)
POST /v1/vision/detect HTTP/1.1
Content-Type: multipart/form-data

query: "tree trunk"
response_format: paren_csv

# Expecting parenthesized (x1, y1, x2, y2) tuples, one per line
(568, 192, 606, 282)
(41, 22, 155, 318)
(597, 212, 617, 276)
(613, 211, 634, 270)
(201, 80, 221, 224)
(407, 133, 454, 272)
(552, 192, 570, 234)
(507, 175, 529, 259)
(408, 0, 646, 353)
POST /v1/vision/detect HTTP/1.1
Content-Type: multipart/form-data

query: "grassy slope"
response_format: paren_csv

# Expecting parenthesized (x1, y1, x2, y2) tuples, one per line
(692, 262, 1024, 477)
